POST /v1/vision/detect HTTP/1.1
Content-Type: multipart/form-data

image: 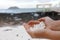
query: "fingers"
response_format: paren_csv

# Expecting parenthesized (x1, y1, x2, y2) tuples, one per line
(27, 28, 46, 38)
(27, 20, 40, 26)
(24, 20, 40, 30)
(38, 18, 45, 22)
(27, 29, 36, 38)
(24, 17, 46, 30)
(27, 28, 49, 38)
(24, 16, 54, 30)
(24, 23, 31, 30)
(38, 16, 54, 22)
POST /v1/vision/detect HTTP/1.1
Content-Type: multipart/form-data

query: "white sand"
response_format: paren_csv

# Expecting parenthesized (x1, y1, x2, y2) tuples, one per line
(0, 25, 50, 40)
(0, 25, 31, 40)
(30, 21, 46, 31)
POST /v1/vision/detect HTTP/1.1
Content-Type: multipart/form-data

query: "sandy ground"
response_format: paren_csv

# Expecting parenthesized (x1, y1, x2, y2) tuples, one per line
(0, 25, 50, 40)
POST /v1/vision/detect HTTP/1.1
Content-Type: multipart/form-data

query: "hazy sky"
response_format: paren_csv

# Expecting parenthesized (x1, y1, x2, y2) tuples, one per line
(0, 0, 60, 9)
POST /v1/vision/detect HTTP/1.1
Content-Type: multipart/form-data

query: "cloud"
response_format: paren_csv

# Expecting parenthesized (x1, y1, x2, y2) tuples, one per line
(0, 0, 60, 9)
(0, 0, 40, 9)
(0, 0, 16, 9)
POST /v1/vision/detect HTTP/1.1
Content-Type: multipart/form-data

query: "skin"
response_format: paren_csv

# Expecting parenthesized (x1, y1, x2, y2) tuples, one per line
(24, 17, 60, 40)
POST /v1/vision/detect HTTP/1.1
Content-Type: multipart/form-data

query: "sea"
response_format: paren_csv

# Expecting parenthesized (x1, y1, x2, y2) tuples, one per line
(0, 8, 45, 13)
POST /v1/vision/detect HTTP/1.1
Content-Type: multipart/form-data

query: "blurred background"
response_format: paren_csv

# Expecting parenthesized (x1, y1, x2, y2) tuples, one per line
(0, 0, 60, 26)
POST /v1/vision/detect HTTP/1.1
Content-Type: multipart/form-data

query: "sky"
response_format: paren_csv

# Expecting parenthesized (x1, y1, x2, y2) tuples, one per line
(0, 0, 60, 9)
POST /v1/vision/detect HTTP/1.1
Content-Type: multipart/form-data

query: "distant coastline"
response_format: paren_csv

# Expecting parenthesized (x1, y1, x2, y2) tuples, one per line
(8, 6, 20, 10)
(0, 6, 50, 13)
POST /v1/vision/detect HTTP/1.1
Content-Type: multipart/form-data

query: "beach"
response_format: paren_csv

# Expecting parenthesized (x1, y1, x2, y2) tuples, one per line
(0, 25, 51, 40)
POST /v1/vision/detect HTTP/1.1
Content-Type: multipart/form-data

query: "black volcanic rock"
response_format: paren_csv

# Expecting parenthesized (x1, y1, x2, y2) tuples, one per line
(8, 6, 20, 9)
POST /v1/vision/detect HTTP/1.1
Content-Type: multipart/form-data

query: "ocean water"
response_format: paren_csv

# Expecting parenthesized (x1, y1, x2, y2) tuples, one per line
(0, 8, 37, 13)
(0, 8, 46, 13)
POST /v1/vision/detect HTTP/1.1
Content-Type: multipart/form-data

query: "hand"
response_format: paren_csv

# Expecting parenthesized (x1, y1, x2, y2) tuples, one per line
(24, 20, 46, 38)
(38, 17, 60, 31)
(38, 17, 60, 40)
(24, 17, 60, 39)
(24, 17, 55, 38)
